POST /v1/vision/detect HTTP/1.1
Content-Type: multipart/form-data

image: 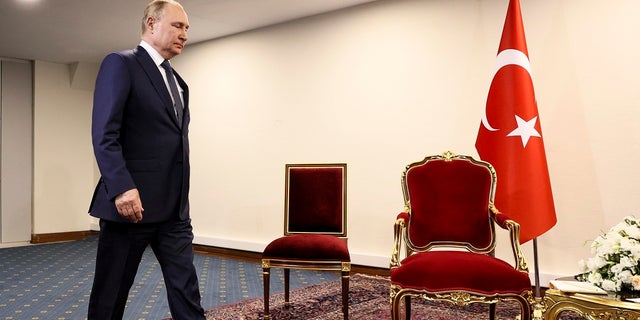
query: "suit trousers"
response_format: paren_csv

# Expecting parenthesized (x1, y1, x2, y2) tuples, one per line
(88, 218, 205, 320)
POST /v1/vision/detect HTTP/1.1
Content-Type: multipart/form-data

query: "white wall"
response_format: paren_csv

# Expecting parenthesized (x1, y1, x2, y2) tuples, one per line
(33, 61, 95, 234)
(172, 0, 640, 279)
(29, 0, 640, 281)
(1, 60, 33, 243)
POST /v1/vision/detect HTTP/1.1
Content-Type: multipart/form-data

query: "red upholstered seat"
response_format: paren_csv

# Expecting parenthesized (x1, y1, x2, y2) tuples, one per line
(263, 234, 350, 261)
(390, 251, 531, 294)
(262, 164, 350, 320)
(389, 152, 534, 320)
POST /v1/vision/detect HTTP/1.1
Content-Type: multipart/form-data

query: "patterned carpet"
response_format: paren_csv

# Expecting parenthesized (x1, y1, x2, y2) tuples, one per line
(203, 274, 521, 320)
(203, 274, 587, 320)
(1, 236, 587, 320)
(0, 236, 337, 320)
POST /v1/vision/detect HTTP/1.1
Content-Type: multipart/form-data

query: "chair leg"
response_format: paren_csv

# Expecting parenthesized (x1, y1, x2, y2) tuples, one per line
(262, 266, 271, 320)
(390, 287, 401, 320)
(520, 297, 532, 320)
(284, 268, 291, 308)
(341, 270, 349, 320)
(489, 302, 496, 320)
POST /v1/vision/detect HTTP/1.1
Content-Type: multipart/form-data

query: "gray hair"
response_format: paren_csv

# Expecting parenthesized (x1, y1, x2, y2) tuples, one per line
(141, 0, 181, 34)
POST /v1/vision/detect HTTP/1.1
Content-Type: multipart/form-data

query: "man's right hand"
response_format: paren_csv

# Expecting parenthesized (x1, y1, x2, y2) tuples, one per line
(115, 189, 144, 223)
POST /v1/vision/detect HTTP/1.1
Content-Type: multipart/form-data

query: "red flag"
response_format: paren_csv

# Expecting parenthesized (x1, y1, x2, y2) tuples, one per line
(475, 0, 556, 243)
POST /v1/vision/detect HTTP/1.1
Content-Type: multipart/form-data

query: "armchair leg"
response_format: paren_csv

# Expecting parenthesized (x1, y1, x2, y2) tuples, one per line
(262, 267, 271, 320)
(341, 270, 349, 320)
(489, 302, 496, 320)
(522, 297, 533, 320)
(390, 289, 401, 320)
(284, 268, 291, 308)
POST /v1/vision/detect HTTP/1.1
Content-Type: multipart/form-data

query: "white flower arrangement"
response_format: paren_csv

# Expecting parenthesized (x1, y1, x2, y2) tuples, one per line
(578, 216, 640, 292)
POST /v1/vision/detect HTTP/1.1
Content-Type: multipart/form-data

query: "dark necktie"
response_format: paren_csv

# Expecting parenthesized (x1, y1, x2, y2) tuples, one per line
(160, 60, 183, 127)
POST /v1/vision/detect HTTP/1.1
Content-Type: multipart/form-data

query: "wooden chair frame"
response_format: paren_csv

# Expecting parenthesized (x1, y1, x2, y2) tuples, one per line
(389, 151, 535, 320)
(262, 163, 350, 320)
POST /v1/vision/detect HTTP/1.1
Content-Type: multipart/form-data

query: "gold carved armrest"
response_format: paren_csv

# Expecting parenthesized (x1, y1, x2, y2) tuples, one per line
(490, 204, 529, 273)
(390, 208, 409, 268)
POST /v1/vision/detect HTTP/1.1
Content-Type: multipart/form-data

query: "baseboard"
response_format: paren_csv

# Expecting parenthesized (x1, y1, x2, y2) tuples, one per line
(30, 230, 563, 283)
(191, 235, 571, 281)
(30, 230, 99, 244)
(193, 235, 266, 252)
(193, 235, 391, 276)
(192, 243, 390, 277)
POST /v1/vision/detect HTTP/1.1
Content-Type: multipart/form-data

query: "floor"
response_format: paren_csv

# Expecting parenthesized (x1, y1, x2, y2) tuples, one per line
(0, 236, 338, 319)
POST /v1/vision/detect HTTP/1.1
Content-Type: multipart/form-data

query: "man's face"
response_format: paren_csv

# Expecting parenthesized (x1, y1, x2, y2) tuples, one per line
(147, 3, 189, 59)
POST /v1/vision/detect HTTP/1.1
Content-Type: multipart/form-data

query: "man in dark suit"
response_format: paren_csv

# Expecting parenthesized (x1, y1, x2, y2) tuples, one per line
(88, 1, 205, 319)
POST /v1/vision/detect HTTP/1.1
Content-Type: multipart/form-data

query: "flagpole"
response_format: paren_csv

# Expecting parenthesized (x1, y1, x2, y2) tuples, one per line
(533, 238, 541, 297)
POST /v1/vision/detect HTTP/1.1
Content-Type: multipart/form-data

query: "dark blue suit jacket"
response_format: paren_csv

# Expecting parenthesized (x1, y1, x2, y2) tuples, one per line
(89, 46, 190, 223)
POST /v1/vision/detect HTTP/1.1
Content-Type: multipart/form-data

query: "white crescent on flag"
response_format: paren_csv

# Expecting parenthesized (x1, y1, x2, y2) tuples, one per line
(476, 0, 557, 244)
(481, 49, 533, 132)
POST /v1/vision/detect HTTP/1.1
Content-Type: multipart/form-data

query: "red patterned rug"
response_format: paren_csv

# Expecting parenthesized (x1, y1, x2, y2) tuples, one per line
(201, 273, 584, 320)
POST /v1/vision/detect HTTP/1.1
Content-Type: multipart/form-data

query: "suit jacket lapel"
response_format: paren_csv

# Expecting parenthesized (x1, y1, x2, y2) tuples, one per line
(174, 71, 189, 127)
(133, 46, 182, 128)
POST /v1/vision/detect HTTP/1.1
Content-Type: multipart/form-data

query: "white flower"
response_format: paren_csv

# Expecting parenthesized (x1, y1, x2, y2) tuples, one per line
(627, 226, 640, 239)
(620, 256, 636, 268)
(619, 270, 633, 283)
(579, 216, 640, 292)
(611, 263, 624, 275)
(587, 272, 603, 285)
(585, 256, 607, 270)
(601, 279, 619, 291)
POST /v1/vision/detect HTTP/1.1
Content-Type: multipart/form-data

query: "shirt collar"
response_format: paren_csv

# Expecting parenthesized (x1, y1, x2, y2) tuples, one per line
(139, 40, 166, 67)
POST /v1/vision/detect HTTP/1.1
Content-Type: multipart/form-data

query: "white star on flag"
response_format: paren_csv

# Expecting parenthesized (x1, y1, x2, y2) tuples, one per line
(476, 0, 556, 244)
(507, 115, 541, 147)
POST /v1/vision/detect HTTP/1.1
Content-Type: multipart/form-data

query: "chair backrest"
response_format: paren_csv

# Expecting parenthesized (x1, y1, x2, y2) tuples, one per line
(401, 151, 496, 254)
(284, 163, 347, 237)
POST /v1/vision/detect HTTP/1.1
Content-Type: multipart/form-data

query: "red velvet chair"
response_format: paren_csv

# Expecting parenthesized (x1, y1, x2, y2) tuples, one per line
(390, 151, 534, 320)
(262, 163, 350, 320)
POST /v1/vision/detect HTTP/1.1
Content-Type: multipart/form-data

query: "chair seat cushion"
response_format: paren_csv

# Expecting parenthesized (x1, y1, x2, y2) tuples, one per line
(390, 251, 531, 294)
(262, 234, 350, 261)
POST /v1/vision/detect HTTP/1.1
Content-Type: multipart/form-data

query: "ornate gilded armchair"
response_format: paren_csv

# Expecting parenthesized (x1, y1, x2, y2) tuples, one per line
(262, 163, 350, 320)
(390, 151, 534, 320)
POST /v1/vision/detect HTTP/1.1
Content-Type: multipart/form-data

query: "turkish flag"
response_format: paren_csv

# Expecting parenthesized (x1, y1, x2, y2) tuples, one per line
(475, 0, 556, 243)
